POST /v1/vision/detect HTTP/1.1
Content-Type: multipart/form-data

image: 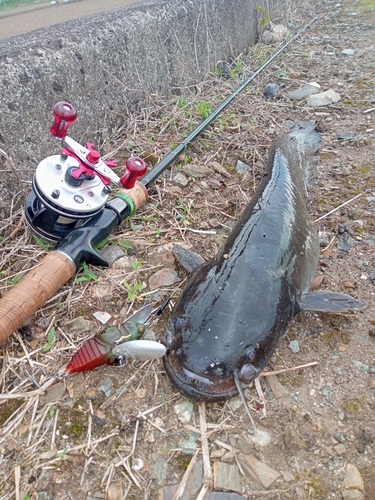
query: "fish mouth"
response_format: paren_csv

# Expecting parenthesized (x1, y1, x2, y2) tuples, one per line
(163, 351, 241, 402)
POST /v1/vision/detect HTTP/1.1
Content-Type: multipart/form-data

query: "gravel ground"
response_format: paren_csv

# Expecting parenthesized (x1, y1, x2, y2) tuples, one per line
(0, 0, 374, 499)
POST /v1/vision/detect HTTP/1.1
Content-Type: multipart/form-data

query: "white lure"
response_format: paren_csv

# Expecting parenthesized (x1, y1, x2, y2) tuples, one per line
(113, 339, 166, 361)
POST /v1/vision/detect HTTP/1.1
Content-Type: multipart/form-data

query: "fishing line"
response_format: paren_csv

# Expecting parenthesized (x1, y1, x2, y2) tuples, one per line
(233, 369, 257, 435)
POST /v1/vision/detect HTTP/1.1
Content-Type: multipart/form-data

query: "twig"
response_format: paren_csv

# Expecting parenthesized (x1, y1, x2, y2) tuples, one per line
(314, 193, 362, 222)
(259, 361, 318, 377)
(172, 450, 199, 500)
(199, 403, 212, 489)
(14, 466, 20, 500)
(363, 106, 375, 114)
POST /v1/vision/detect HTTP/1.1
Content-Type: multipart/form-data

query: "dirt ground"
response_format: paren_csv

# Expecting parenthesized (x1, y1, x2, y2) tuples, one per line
(0, 0, 138, 41)
(0, 0, 375, 499)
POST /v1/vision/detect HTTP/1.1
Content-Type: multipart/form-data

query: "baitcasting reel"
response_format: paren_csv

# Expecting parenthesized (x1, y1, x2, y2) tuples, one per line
(25, 102, 147, 241)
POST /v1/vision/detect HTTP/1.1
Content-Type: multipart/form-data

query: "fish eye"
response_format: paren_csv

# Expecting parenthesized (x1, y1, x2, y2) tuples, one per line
(245, 349, 256, 361)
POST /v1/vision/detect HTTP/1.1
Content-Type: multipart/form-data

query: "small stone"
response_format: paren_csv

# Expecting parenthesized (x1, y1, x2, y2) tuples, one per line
(236, 160, 251, 174)
(173, 172, 189, 188)
(99, 245, 125, 264)
(211, 160, 231, 178)
(352, 360, 369, 372)
(342, 490, 365, 500)
(93, 311, 111, 324)
(334, 431, 346, 443)
(148, 268, 181, 290)
(112, 256, 136, 272)
(158, 459, 203, 499)
(106, 483, 122, 500)
(174, 400, 194, 424)
(180, 440, 198, 454)
(238, 454, 280, 489)
(172, 244, 205, 272)
(69, 317, 93, 335)
(342, 49, 355, 56)
(147, 244, 175, 268)
(287, 82, 320, 100)
(213, 462, 241, 492)
(39, 382, 66, 406)
(264, 83, 279, 97)
(182, 163, 211, 179)
(343, 464, 364, 491)
(288, 339, 299, 353)
(334, 443, 347, 455)
(226, 396, 243, 411)
(98, 377, 113, 397)
(281, 471, 295, 482)
(152, 455, 169, 486)
(307, 89, 341, 107)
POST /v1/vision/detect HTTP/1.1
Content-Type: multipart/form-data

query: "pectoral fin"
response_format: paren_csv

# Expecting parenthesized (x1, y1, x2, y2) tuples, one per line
(300, 291, 366, 313)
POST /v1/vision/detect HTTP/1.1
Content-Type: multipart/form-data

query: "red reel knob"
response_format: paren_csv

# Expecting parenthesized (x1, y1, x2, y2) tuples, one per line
(50, 102, 77, 139)
(120, 157, 147, 189)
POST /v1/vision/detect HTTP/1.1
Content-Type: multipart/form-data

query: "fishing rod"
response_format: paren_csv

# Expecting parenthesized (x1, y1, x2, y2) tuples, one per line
(0, 16, 317, 344)
(141, 15, 318, 187)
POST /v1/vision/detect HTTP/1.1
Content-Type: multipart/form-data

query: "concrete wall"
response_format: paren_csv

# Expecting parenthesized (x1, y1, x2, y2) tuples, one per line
(0, 0, 260, 218)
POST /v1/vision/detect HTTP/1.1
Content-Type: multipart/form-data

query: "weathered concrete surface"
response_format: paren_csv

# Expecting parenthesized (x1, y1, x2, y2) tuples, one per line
(0, 0, 259, 218)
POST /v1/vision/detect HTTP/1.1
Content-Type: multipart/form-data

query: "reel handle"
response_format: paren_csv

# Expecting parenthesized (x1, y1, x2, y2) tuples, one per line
(120, 157, 147, 189)
(50, 102, 77, 139)
(0, 252, 76, 345)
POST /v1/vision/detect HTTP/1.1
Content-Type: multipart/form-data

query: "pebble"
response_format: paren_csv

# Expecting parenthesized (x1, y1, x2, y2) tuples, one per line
(112, 255, 136, 272)
(264, 83, 279, 97)
(173, 172, 189, 188)
(69, 317, 93, 335)
(287, 82, 320, 100)
(288, 339, 300, 353)
(213, 462, 241, 492)
(152, 455, 169, 486)
(148, 268, 181, 290)
(238, 454, 280, 489)
(93, 311, 111, 324)
(180, 439, 198, 455)
(158, 459, 203, 499)
(342, 490, 365, 500)
(99, 245, 126, 264)
(307, 89, 341, 107)
(235, 160, 251, 174)
(352, 360, 369, 372)
(182, 163, 211, 179)
(98, 377, 113, 397)
(343, 463, 364, 491)
(39, 382, 66, 406)
(174, 400, 194, 424)
(172, 244, 205, 272)
(334, 443, 347, 455)
(342, 49, 355, 56)
(147, 244, 175, 268)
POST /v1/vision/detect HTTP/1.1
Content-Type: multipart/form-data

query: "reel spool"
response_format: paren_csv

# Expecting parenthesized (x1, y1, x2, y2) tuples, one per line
(25, 102, 147, 241)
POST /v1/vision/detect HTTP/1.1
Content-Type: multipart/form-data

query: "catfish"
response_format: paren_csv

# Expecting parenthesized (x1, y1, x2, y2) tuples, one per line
(163, 123, 365, 402)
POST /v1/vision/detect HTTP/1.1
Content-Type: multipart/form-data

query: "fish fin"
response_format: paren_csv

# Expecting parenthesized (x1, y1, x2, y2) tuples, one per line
(300, 291, 366, 313)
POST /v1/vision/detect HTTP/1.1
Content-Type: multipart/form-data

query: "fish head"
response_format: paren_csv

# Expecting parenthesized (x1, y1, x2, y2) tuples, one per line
(163, 313, 268, 402)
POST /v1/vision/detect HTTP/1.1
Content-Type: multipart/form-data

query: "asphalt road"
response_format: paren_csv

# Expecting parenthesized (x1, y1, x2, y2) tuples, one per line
(0, 0, 139, 40)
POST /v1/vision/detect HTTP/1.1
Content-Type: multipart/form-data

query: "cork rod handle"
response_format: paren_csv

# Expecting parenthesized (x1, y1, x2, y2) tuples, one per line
(0, 251, 76, 345)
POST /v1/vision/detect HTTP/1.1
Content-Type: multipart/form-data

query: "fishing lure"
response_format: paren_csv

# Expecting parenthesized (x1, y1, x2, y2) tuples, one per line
(66, 304, 163, 373)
